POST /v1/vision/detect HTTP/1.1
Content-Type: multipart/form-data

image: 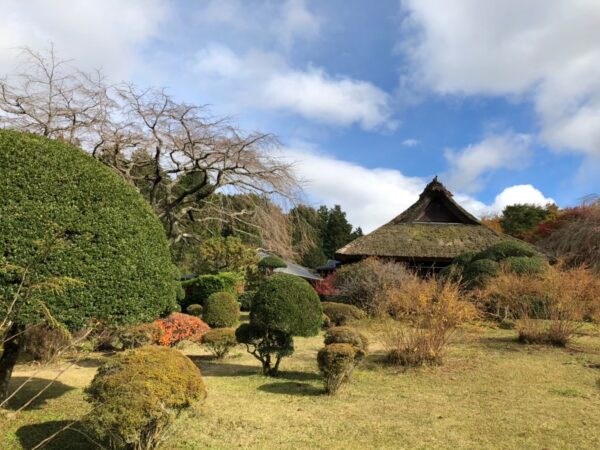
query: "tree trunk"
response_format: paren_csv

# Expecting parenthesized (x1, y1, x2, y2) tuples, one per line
(0, 323, 24, 403)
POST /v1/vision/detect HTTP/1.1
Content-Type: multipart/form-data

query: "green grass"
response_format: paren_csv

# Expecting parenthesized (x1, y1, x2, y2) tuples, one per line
(2, 322, 600, 449)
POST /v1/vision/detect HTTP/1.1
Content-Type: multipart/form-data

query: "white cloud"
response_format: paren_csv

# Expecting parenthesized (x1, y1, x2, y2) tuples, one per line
(194, 0, 320, 50)
(401, 0, 600, 157)
(193, 44, 394, 130)
(0, 0, 169, 79)
(401, 138, 420, 147)
(286, 144, 553, 232)
(444, 132, 532, 193)
(458, 185, 556, 217)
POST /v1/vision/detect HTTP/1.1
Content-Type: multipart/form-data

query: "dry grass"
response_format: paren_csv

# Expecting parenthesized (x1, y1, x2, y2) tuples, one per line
(2, 322, 600, 449)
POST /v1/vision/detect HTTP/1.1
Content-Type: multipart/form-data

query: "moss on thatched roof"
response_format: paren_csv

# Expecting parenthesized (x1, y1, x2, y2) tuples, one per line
(336, 177, 514, 261)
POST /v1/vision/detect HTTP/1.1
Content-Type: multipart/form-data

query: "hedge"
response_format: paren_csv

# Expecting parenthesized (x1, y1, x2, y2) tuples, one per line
(180, 272, 243, 310)
(0, 130, 179, 330)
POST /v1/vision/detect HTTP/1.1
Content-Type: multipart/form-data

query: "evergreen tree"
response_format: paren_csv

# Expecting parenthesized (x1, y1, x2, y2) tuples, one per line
(323, 205, 354, 259)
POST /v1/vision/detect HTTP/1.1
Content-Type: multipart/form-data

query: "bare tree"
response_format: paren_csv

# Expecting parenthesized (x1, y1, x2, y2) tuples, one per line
(0, 47, 301, 247)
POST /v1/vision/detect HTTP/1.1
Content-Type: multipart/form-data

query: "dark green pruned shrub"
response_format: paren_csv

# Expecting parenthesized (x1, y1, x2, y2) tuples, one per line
(84, 346, 206, 450)
(323, 326, 368, 361)
(321, 302, 366, 326)
(474, 240, 538, 262)
(180, 272, 243, 310)
(23, 324, 72, 363)
(503, 256, 548, 275)
(462, 259, 500, 288)
(202, 328, 237, 359)
(237, 274, 321, 376)
(186, 304, 203, 317)
(0, 130, 180, 330)
(238, 290, 256, 312)
(251, 274, 323, 337)
(453, 251, 477, 267)
(258, 255, 287, 270)
(317, 343, 357, 395)
(202, 292, 240, 328)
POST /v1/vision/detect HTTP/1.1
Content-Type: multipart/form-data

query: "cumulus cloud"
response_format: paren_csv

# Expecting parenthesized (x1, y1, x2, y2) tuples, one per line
(193, 44, 394, 130)
(0, 0, 169, 78)
(444, 132, 532, 193)
(286, 144, 553, 232)
(401, 0, 600, 157)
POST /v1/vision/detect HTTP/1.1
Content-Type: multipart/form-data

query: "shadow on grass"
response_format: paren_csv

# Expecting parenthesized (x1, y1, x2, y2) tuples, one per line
(4, 377, 74, 411)
(478, 336, 524, 352)
(71, 357, 106, 368)
(16, 420, 99, 450)
(258, 381, 322, 396)
(189, 355, 320, 381)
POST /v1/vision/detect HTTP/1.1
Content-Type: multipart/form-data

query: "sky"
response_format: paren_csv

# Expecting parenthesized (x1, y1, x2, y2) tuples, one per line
(1, 0, 599, 232)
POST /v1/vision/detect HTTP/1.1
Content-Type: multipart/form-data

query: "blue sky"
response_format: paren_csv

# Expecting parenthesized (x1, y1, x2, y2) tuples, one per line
(1, 0, 599, 231)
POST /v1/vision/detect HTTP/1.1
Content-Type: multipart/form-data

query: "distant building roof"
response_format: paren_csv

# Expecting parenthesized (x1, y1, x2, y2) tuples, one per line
(336, 177, 515, 263)
(316, 259, 340, 271)
(258, 250, 322, 281)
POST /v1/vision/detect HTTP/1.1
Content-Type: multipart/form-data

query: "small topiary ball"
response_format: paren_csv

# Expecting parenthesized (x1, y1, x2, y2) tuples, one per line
(317, 343, 357, 395)
(258, 255, 287, 270)
(202, 292, 240, 328)
(84, 346, 206, 449)
(321, 302, 366, 326)
(324, 326, 368, 360)
(202, 328, 237, 359)
(186, 304, 203, 317)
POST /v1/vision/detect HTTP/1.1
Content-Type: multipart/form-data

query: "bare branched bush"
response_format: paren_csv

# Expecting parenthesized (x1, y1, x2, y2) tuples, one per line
(0, 47, 301, 247)
(333, 258, 413, 315)
(383, 278, 477, 366)
(482, 265, 600, 346)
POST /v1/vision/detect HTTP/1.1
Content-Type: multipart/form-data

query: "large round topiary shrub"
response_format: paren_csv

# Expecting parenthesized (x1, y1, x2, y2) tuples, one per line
(251, 273, 323, 336)
(202, 292, 240, 328)
(84, 346, 206, 449)
(0, 130, 179, 330)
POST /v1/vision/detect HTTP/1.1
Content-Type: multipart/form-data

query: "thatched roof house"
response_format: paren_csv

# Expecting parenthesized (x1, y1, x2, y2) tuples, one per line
(335, 177, 512, 270)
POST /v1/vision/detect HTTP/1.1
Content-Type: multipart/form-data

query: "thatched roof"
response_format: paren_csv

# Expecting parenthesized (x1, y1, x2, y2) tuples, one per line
(336, 177, 512, 263)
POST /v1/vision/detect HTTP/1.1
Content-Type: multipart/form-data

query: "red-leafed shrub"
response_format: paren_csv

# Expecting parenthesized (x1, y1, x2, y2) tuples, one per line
(154, 313, 210, 347)
(314, 273, 339, 297)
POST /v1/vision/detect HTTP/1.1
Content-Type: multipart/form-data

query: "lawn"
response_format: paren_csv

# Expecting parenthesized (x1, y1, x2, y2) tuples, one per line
(2, 321, 600, 449)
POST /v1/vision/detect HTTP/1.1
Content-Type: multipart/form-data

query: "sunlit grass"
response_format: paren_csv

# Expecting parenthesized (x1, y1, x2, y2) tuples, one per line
(2, 322, 600, 449)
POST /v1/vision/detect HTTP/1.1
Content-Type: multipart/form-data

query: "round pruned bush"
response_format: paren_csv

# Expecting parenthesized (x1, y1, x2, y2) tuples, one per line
(202, 292, 240, 328)
(475, 240, 538, 262)
(324, 326, 368, 361)
(186, 304, 203, 317)
(0, 130, 180, 330)
(155, 313, 210, 347)
(251, 273, 323, 337)
(202, 328, 237, 359)
(503, 256, 548, 275)
(462, 258, 500, 288)
(238, 290, 256, 312)
(85, 346, 206, 450)
(180, 272, 243, 310)
(321, 302, 366, 327)
(317, 343, 357, 395)
(258, 255, 287, 271)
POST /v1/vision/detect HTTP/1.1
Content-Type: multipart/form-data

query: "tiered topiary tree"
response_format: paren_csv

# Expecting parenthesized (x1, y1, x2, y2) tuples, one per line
(0, 130, 179, 401)
(236, 273, 322, 376)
